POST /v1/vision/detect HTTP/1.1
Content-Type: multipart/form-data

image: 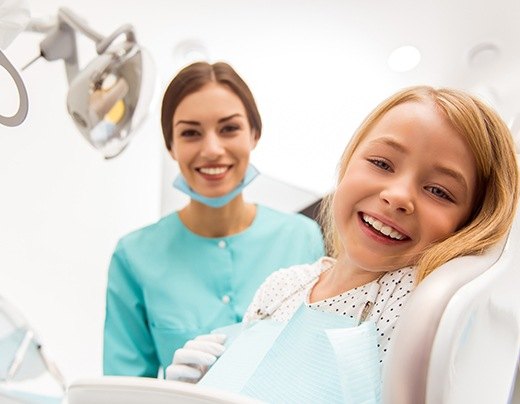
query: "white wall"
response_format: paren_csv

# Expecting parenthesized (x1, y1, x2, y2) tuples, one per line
(1, 0, 519, 389)
(1, 0, 164, 386)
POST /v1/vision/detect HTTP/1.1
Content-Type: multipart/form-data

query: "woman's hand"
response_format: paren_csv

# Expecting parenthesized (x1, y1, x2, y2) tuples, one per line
(165, 333, 227, 383)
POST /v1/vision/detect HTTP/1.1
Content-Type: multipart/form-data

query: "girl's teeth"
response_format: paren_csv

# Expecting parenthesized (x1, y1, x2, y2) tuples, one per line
(362, 214, 405, 240)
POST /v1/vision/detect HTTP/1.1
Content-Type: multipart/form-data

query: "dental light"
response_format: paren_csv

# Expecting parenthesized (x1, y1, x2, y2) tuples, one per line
(1, 6, 155, 159)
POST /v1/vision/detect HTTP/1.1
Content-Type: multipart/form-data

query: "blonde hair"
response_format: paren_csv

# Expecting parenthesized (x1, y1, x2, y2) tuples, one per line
(319, 86, 519, 282)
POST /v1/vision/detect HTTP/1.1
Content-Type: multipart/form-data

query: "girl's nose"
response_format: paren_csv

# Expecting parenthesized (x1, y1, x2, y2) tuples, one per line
(379, 179, 415, 214)
(200, 133, 224, 159)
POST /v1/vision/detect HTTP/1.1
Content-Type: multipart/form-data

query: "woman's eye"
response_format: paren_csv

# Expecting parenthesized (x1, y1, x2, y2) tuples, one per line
(368, 158, 392, 171)
(180, 129, 199, 138)
(426, 186, 454, 202)
(221, 125, 240, 134)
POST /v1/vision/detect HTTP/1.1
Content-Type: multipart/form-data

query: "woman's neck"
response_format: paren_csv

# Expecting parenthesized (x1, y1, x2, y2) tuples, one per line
(309, 257, 383, 303)
(178, 195, 257, 238)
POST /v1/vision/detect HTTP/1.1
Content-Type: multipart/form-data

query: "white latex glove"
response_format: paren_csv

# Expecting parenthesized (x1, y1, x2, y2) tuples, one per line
(165, 333, 227, 383)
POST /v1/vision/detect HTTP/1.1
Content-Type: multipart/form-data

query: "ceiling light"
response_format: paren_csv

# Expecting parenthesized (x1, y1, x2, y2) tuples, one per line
(388, 45, 421, 73)
(467, 43, 500, 68)
(173, 40, 209, 66)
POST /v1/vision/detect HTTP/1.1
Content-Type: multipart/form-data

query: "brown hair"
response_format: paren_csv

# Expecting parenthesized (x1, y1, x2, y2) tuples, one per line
(160, 61, 262, 150)
(319, 86, 519, 282)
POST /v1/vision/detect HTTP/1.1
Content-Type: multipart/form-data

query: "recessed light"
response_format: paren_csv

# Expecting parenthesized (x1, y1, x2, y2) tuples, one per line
(172, 40, 210, 65)
(467, 43, 500, 68)
(388, 45, 421, 72)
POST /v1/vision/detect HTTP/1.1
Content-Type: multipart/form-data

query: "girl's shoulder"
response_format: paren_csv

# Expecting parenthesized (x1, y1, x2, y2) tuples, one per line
(378, 266, 417, 287)
(261, 257, 334, 290)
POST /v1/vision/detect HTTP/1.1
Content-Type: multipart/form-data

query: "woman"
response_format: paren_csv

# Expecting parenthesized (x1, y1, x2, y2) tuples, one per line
(103, 62, 325, 377)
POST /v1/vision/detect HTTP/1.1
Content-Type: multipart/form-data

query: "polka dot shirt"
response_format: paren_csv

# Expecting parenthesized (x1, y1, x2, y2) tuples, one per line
(243, 257, 417, 363)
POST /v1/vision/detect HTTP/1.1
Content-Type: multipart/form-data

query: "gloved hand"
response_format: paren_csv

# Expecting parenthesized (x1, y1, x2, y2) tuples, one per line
(165, 333, 227, 383)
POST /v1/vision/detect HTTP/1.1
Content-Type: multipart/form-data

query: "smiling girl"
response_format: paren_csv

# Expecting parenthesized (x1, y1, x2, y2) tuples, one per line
(167, 85, 518, 381)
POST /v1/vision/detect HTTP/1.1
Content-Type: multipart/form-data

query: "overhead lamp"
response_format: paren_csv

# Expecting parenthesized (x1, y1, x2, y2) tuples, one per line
(1, 6, 155, 159)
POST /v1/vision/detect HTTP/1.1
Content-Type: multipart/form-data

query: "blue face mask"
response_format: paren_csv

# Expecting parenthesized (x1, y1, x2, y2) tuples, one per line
(173, 165, 259, 208)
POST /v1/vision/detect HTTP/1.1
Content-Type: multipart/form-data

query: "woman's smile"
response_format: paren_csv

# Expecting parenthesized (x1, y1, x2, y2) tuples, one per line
(196, 165, 233, 181)
(171, 82, 258, 198)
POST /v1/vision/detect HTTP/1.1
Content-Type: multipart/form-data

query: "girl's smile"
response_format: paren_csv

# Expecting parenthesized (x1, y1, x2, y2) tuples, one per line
(359, 212, 410, 244)
(333, 100, 477, 276)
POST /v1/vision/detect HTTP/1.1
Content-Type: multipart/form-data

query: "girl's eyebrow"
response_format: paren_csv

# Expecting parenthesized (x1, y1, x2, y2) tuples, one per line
(369, 136, 469, 193)
(369, 137, 408, 153)
(432, 164, 469, 193)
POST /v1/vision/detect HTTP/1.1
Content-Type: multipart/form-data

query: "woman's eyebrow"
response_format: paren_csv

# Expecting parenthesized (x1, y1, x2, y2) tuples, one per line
(218, 113, 243, 123)
(174, 113, 243, 127)
(174, 120, 200, 127)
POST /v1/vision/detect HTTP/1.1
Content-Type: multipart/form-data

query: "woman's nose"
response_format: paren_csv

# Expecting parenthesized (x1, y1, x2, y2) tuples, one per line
(379, 179, 415, 214)
(200, 133, 224, 159)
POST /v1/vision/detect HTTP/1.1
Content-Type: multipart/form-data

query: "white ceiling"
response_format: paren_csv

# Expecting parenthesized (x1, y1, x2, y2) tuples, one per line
(6, 0, 520, 196)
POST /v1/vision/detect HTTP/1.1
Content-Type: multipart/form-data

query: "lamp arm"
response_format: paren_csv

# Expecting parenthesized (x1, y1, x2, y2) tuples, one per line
(0, 49, 29, 126)
(96, 24, 136, 54)
(57, 7, 104, 44)
(29, 7, 136, 85)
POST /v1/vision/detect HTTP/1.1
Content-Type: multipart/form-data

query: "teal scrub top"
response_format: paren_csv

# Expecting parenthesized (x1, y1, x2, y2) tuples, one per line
(103, 205, 325, 377)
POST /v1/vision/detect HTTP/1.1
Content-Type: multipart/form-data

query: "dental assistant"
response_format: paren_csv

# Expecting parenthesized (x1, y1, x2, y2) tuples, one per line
(103, 62, 325, 377)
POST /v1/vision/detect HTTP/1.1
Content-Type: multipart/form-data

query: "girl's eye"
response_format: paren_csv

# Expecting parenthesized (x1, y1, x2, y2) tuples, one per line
(426, 186, 454, 202)
(368, 158, 392, 171)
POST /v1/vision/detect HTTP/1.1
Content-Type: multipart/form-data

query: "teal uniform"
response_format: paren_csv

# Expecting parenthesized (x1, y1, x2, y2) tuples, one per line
(103, 205, 325, 377)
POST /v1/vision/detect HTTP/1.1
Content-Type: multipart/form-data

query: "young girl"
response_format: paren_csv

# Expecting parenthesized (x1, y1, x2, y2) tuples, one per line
(103, 62, 324, 377)
(166, 85, 519, 382)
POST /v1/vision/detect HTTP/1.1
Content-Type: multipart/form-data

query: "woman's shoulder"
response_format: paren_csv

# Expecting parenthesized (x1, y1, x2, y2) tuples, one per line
(117, 211, 181, 248)
(255, 205, 321, 231)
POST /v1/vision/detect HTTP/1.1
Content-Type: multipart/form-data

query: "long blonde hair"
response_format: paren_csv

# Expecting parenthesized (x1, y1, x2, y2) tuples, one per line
(319, 86, 519, 282)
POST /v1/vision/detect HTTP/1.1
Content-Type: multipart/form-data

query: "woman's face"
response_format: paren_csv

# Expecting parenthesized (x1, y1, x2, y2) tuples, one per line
(170, 82, 258, 198)
(333, 101, 477, 275)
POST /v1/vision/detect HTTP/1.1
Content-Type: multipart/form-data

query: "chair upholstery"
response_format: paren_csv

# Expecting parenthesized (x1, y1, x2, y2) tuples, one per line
(383, 129, 520, 404)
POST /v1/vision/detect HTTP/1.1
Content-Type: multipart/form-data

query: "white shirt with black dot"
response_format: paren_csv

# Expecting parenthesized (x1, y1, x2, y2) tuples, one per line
(243, 257, 417, 364)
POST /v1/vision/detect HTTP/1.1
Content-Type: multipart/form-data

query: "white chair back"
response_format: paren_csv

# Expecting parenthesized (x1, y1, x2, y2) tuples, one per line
(383, 126, 520, 404)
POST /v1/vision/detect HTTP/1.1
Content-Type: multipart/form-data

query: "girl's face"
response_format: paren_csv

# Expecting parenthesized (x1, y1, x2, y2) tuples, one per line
(170, 82, 258, 198)
(333, 101, 477, 275)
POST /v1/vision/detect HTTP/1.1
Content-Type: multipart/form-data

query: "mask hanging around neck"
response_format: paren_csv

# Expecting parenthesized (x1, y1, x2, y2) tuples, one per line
(172, 164, 259, 208)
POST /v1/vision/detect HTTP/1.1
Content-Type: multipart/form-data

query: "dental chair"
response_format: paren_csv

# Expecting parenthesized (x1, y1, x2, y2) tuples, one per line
(383, 142, 520, 402)
(66, 221, 519, 404)
(68, 146, 520, 403)
(67, 215, 520, 404)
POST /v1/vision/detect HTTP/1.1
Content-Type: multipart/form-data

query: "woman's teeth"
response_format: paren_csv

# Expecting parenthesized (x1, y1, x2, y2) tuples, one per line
(199, 167, 227, 175)
(362, 214, 406, 240)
